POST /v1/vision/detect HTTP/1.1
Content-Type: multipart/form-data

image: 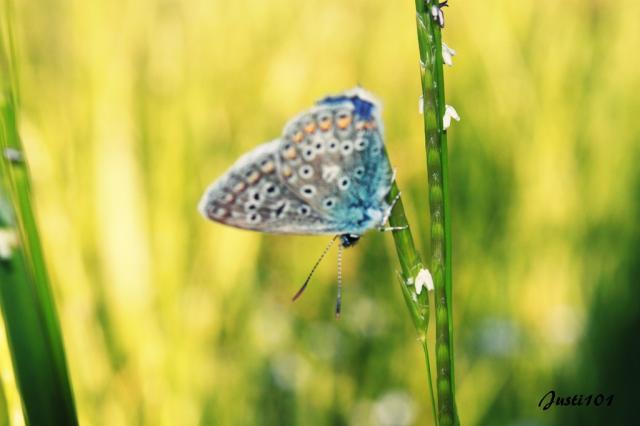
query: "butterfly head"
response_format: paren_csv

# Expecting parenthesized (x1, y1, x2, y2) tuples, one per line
(339, 233, 361, 248)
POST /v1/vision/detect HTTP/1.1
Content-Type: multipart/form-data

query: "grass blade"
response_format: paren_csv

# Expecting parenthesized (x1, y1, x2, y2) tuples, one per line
(0, 3, 78, 424)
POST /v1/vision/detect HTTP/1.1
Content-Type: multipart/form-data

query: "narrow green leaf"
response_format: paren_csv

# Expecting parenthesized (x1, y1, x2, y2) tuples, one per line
(0, 3, 78, 424)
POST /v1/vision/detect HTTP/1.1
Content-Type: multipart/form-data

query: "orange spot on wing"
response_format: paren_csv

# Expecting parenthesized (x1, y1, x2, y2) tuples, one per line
(319, 118, 332, 131)
(337, 114, 352, 129)
(246, 170, 261, 184)
(293, 131, 304, 143)
(260, 161, 275, 173)
(283, 146, 297, 160)
(304, 122, 317, 134)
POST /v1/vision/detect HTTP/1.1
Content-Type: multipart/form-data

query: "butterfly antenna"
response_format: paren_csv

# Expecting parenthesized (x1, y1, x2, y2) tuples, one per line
(335, 243, 343, 319)
(292, 235, 339, 302)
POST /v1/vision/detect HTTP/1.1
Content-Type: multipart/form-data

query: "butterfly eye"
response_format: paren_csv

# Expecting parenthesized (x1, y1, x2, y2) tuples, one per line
(323, 197, 337, 209)
(298, 205, 311, 216)
(299, 165, 314, 179)
(338, 176, 351, 190)
(354, 166, 365, 178)
(327, 139, 339, 153)
(300, 185, 317, 198)
(340, 140, 354, 156)
(354, 137, 368, 151)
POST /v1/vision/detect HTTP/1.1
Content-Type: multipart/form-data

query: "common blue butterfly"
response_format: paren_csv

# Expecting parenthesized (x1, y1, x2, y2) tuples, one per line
(198, 88, 400, 314)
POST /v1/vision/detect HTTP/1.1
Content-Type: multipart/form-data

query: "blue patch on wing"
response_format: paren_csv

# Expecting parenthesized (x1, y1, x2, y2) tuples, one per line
(317, 95, 375, 121)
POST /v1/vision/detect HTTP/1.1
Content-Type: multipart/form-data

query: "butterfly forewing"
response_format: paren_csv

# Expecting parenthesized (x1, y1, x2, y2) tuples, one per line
(199, 140, 337, 234)
(274, 91, 393, 233)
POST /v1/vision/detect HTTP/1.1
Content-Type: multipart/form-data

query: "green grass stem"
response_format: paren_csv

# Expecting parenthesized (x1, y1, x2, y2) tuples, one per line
(1, 3, 79, 424)
(413, 1, 459, 424)
(386, 178, 437, 423)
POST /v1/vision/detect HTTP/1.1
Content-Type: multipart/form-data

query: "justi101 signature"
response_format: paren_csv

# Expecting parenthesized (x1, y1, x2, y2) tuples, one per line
(538, 390, 614, 410)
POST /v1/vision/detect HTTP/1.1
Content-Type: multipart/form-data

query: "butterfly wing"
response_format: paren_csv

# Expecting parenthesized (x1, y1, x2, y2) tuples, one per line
(273, 88, 394, 235)
(199, 140, 341, 234)
(199, 88, 394, 236)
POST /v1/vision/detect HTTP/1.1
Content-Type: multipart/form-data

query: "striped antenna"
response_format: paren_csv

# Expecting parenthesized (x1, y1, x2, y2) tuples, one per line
(335, 244, 343, 318)
(292, 235, 339, 302)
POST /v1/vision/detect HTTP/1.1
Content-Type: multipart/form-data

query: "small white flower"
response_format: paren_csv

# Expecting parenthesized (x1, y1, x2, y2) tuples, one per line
(0, 229, 18, 260)
(442, 42, 456, 67)
(442, 104, 460, 130)
(430, 5, 439, 21)
(414, 268, 434, 295)
(418, 95, 424, 114)
(431, 5, 445, 28)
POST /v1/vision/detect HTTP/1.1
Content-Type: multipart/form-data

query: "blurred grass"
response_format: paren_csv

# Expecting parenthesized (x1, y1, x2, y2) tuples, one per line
(1, 2, 78, 424)
(1, 0, 639, 425)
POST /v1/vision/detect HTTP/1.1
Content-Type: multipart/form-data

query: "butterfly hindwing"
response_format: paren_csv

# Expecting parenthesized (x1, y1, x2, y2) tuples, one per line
(274, 89, 393, 234)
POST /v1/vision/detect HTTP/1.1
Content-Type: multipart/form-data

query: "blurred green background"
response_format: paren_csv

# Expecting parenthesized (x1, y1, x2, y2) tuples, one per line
(1, 0, 639, 424)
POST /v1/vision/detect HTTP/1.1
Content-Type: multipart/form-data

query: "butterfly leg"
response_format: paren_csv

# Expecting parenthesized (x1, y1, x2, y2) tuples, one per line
(381, 189, 403, 225)
(378, 186, 407, 232)
(379, 225, 408, 232)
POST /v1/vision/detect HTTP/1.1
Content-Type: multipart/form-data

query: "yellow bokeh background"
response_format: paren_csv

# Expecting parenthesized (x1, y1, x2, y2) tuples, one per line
(2, 0, 640, 425)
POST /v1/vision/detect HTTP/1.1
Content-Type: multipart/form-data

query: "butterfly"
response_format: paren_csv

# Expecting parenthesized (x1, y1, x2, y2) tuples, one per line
(198, 87, 402, 315)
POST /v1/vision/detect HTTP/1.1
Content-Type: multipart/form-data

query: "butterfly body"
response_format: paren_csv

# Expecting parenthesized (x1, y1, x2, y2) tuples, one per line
(199, 88, 393, 240)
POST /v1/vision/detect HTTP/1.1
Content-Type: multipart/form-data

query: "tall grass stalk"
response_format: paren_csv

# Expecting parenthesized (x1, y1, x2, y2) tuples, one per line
(386, 180, 437, 422)
(413, 1, 459, 424)
(0, 3, 79, 424)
